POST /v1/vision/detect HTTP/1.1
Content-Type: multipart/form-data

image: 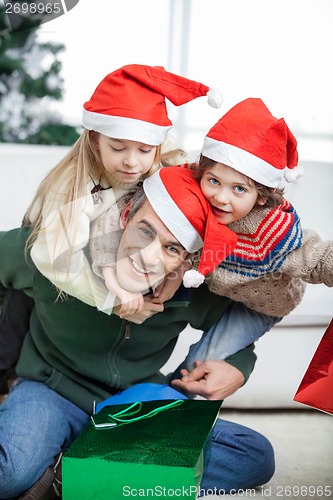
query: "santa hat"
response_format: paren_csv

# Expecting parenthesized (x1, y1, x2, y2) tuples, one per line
(143, 166, 237, 287)
(202, 98, 303, 188)
(82, 64, 223, 146)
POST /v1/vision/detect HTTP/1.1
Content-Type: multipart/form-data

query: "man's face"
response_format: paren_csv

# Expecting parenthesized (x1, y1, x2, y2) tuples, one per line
(116, 200, 189, 293)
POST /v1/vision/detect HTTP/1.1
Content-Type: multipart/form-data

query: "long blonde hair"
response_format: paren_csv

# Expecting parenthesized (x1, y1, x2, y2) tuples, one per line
(24, 130, 186, 249)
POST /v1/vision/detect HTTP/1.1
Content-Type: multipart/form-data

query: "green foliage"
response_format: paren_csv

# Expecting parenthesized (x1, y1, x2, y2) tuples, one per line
(0, 1, 79, 145)
(27, 123, 80, 146)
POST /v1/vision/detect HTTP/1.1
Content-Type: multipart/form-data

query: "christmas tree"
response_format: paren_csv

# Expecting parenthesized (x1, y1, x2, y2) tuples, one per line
(0, 1, 80, 145)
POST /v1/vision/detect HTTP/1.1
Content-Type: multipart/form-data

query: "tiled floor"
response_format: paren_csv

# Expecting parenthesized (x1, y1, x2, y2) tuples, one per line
(203, 409, 333, 500)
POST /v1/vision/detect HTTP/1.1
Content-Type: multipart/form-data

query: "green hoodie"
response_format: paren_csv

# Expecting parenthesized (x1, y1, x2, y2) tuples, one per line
(0, 227, 256, 414)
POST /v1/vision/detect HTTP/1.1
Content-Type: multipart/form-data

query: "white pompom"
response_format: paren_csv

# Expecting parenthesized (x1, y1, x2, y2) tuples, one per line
(207, 88, 223, 108)
(284, 165, 305, 183)
(183, 269, 205, 288)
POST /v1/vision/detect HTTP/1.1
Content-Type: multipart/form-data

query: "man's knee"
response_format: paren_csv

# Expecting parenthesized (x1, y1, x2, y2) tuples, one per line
(215, 419, 275, 483)
(247, 427, 275, 485)
(201, 418, 275, 493)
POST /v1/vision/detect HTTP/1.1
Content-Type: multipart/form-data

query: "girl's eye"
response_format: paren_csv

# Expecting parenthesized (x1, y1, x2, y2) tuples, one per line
(111, 146, 125, 152)
(208, 177, 220, 185)
(234, 185, 246, 194)
(140, 149, 153, 154)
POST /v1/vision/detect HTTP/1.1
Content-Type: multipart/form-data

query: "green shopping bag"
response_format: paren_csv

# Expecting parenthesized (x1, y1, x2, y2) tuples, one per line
(62, 399, 222, 499)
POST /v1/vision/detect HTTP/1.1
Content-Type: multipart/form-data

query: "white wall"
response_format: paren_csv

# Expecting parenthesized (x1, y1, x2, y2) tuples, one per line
(0, 144, 69, 230)
(38, 0, 333, 165)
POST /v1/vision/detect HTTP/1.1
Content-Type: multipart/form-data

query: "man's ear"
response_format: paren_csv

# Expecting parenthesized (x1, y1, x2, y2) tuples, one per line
(120, 200, 133, 229)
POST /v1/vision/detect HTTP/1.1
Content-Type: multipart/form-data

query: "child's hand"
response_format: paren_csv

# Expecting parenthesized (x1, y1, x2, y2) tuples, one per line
(102, 266, 143, 317)
(113, 295, 164, 324)
(116, 289, 144, 318)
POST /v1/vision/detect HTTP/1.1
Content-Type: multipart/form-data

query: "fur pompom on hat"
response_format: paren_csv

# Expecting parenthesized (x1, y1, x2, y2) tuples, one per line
(83, 64, 223, 146)
(143, 166, 237, 287)
(202, 97, 303, 188)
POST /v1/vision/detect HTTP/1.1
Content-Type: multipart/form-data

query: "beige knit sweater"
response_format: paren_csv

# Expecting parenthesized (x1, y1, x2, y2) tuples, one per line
(206, 203, 333, 317)
(89, 194, 132, 278)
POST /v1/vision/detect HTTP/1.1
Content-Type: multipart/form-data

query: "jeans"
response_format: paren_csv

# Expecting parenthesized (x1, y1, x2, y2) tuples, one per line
(0, 379, 90, 499)
(173, 301, 282, 377)
(0, 379, 275, 498)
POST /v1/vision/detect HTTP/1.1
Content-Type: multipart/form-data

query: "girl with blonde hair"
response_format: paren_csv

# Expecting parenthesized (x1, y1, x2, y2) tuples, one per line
(24, 64, 222, 312)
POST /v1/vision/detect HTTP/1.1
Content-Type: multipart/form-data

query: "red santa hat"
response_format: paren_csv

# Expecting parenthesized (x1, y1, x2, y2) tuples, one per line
(143, 166, 237, 287)
(202, 98, 303, 188)
(82, 64, 223, 146)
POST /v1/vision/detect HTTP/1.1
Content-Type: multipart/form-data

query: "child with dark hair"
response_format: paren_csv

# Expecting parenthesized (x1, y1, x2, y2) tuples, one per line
(173, 98, 333, 378)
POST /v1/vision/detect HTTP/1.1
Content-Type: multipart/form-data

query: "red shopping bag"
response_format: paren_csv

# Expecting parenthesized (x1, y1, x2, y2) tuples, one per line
(294, 319, 333, 415)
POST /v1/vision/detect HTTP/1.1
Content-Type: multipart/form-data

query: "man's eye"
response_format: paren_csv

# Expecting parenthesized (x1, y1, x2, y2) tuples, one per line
(166, 245, 180, 254)
(130, 226, 153, 240)
(139, 227, 154, 238)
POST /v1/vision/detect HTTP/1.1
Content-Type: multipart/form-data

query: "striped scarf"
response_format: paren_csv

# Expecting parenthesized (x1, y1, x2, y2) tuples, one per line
(220, 200, 303, 277)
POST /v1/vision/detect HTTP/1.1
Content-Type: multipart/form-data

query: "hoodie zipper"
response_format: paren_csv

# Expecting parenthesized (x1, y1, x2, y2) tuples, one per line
(124, 321, 131, 340)
(107, 319, 131, 388)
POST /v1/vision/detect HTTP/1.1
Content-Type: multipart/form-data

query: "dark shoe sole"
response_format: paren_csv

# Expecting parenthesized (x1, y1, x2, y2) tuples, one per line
(18, 452, 63, 499)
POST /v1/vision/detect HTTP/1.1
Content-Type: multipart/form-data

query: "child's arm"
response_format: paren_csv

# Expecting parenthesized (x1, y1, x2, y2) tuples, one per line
(30, 185, 128, 313)
(207, 228, 333, 318)
(31, 195, 111, 310)
(102, 266, 144, 318)
(281, 229, 333, 286)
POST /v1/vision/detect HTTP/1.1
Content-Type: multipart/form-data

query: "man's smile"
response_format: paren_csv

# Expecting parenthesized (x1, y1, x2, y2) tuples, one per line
(129, 256, 154, 276)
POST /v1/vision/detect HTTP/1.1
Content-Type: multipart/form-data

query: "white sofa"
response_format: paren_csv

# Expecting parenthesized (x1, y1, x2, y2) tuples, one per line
(1, 145, 332, 408)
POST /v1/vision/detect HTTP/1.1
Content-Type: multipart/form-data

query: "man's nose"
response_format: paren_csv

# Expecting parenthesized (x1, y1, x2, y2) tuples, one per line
(139, 239, 163, 267)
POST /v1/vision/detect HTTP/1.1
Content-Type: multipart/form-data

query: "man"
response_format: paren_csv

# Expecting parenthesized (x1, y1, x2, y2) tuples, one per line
(0, 167, 274, 498)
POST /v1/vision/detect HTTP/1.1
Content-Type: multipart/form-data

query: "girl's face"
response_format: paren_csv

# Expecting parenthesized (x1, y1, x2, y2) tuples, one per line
(96, 134, 157, 184)
(200, 162, 263, 224)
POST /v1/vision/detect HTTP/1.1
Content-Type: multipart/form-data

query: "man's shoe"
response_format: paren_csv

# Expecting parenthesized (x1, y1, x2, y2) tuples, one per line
(18, 467, 56, 500)
(18, 452, 63, 499)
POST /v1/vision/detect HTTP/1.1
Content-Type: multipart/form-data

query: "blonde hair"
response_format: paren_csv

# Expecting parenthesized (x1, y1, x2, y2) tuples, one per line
(24, 130, 186, 249)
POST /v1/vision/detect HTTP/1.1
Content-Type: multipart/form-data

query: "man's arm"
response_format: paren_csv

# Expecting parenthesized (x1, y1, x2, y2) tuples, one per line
(0, 227, 35, 295)
(0, 283, 6, 306)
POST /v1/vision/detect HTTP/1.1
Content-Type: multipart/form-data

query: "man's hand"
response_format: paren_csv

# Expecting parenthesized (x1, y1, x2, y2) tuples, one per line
(171, 359, 245, 400)
(113, 295, 164, 324)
